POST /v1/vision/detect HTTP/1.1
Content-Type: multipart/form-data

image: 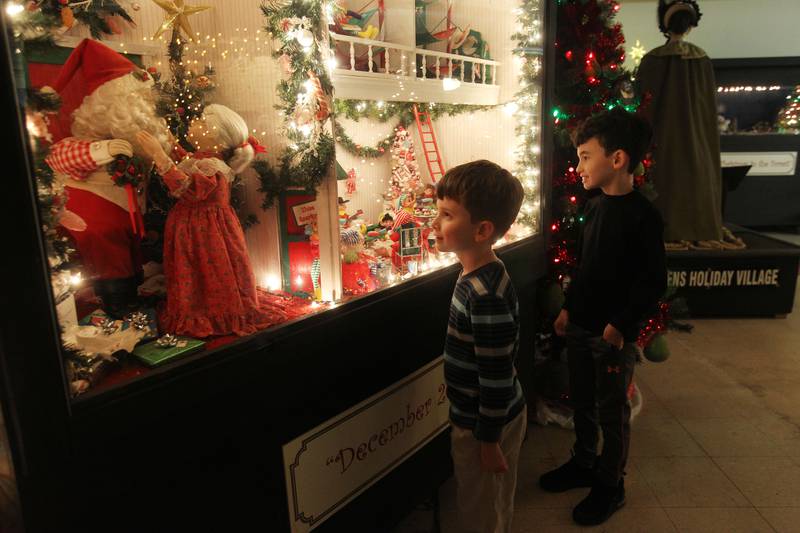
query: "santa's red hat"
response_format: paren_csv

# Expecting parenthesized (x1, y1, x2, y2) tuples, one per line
(49, 39, 140, 141)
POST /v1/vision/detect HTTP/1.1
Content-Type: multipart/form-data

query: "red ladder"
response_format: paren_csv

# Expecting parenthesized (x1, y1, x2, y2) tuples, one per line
(413, 104, 445, 183)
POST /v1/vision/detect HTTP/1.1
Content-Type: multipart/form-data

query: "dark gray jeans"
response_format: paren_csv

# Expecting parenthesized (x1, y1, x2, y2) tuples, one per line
(565, 322, 637, 487)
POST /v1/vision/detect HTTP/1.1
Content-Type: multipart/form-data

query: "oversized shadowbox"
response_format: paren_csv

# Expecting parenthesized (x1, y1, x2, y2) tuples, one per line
(0, 0, 552, 531)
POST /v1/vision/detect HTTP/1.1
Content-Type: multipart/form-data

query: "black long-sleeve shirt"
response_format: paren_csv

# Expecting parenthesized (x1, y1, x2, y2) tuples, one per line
(563, 190, 667, 342)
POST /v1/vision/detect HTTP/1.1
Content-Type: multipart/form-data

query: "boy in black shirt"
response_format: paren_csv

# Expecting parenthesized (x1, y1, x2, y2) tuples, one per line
(540, 109, 667, 526)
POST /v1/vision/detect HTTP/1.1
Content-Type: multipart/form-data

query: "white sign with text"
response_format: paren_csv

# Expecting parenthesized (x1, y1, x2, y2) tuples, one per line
(721, 151, 798, 176)
(283, 357, 449, 533)
(292, 201, 318, 226)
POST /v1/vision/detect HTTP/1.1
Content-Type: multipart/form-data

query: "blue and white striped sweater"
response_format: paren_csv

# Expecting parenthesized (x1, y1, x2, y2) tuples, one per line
(443, 260, 526, 442)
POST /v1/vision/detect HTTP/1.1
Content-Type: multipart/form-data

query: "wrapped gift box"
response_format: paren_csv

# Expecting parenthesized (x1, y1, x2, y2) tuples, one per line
(132, 338, 205, 367)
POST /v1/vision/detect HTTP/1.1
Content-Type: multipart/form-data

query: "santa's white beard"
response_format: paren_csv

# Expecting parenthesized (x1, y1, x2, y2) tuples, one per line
(71, 74, 172, 158)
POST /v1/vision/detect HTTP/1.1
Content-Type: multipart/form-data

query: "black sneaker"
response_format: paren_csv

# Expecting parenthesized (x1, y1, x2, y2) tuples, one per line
(539, 457, 595, 493)
(572, 479, 626, 526)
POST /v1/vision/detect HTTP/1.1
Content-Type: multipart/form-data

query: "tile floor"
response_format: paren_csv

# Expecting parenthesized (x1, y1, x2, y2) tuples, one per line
(396, 281, 800, 532)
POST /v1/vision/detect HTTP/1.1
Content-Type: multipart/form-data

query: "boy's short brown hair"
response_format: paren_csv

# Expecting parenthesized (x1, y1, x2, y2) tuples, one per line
(436, 160, 524, 241)
(571, 108, 653, 173)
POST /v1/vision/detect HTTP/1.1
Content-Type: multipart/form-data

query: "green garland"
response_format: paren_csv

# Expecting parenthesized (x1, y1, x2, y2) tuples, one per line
(333, 121, 395, 159)
(259, 0, 335, 210)
(332, 100, 498, 159)
(257, 2, 519, 210)
(13, 0, 135, 45)
(25, 89, 75, 273)
(257, 134, 336, 209)
(334, 99, 496, 125)
(334, 99, 416, 124)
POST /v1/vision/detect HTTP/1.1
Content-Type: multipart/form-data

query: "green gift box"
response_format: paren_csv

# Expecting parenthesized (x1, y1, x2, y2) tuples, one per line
(133, 337, 205, 367)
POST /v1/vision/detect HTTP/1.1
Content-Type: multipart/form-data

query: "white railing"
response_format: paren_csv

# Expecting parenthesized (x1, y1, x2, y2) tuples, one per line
(329, 33, 500, 86)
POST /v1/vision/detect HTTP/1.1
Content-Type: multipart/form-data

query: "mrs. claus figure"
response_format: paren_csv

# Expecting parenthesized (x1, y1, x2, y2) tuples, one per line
(137, 104, 290, 338)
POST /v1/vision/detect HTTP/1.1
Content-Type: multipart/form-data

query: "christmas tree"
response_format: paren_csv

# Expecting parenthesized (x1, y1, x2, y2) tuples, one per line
(149, 29, 258, 234)
(153, 31, 217, 149)
(544, 0, 670, 353)
(777, 85, 800, 133)
(390, 126, 422, 194)
(549, 0, 626, 276)
(384, 125, 423, 217)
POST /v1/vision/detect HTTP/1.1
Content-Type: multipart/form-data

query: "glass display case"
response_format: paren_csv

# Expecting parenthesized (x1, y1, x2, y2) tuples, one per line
(0, 0, 549, 530)
(6, 0, 543, 400)
(713, 57, 800, 227)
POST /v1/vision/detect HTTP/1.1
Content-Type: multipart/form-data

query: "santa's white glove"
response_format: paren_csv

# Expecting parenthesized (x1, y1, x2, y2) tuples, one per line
(89, 139, 133, 166)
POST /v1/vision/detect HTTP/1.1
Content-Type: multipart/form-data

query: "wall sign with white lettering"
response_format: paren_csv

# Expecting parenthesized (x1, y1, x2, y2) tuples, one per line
(665, 238, 800, 317)
(282, 357, 449, 533)
(721, 151, 798, 176)
(668, 268, 781, 289)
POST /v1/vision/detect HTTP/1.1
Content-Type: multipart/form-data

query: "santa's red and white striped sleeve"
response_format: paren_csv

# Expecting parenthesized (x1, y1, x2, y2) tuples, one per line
(45, 137, 98, 180)
(392, 209, 415, 230)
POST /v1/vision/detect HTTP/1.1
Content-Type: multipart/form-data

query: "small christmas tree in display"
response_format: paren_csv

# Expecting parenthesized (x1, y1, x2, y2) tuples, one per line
(777, 85, 800, 134)
(153, 31, 217, 149)
(389, 126, 422, 198)
(383, 126, 423, 228)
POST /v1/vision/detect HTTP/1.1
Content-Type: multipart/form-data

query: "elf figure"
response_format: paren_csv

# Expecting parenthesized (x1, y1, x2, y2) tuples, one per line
(137, 104, 287, 338)
(346, 167, 357, 195)
(305, 221, 322, 301)
(340, 229, 376, 296)
(45, 39, 173, 317)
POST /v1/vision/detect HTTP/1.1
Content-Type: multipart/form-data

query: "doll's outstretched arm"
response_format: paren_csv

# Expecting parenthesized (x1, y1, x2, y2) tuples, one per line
(137, 131, 218, 200)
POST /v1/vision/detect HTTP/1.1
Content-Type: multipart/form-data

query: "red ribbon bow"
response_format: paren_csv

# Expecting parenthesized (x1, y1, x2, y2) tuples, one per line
(241, 136, 267, 155)
(125, 183, 145, 239)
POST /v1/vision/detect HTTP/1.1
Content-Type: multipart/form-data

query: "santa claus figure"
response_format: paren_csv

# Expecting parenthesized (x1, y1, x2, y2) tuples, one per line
(45, 39, 172, 317)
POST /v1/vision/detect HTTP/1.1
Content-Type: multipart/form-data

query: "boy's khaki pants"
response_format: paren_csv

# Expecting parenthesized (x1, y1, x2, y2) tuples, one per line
(450, 406, 527, 533)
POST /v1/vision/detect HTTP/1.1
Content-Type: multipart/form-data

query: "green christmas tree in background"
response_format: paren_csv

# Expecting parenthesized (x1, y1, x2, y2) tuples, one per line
(540, 0, 674, 368)
(776, 85, 800, 133)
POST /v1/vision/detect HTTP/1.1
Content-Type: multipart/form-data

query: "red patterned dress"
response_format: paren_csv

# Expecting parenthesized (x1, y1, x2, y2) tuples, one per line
(160, 151, 286, 338)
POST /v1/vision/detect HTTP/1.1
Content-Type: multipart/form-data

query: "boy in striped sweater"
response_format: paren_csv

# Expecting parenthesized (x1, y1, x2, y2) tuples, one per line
(433, 160, 526, 533)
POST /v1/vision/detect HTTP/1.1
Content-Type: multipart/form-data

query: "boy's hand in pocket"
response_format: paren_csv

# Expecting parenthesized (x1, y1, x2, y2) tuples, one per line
(553, 309, 569, 337)
(602, 324, 624, 350)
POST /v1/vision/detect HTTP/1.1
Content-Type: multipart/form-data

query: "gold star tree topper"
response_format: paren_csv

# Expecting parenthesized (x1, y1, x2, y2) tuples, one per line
(630, 40, 648, 66)
(151, 0, 212, 41)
